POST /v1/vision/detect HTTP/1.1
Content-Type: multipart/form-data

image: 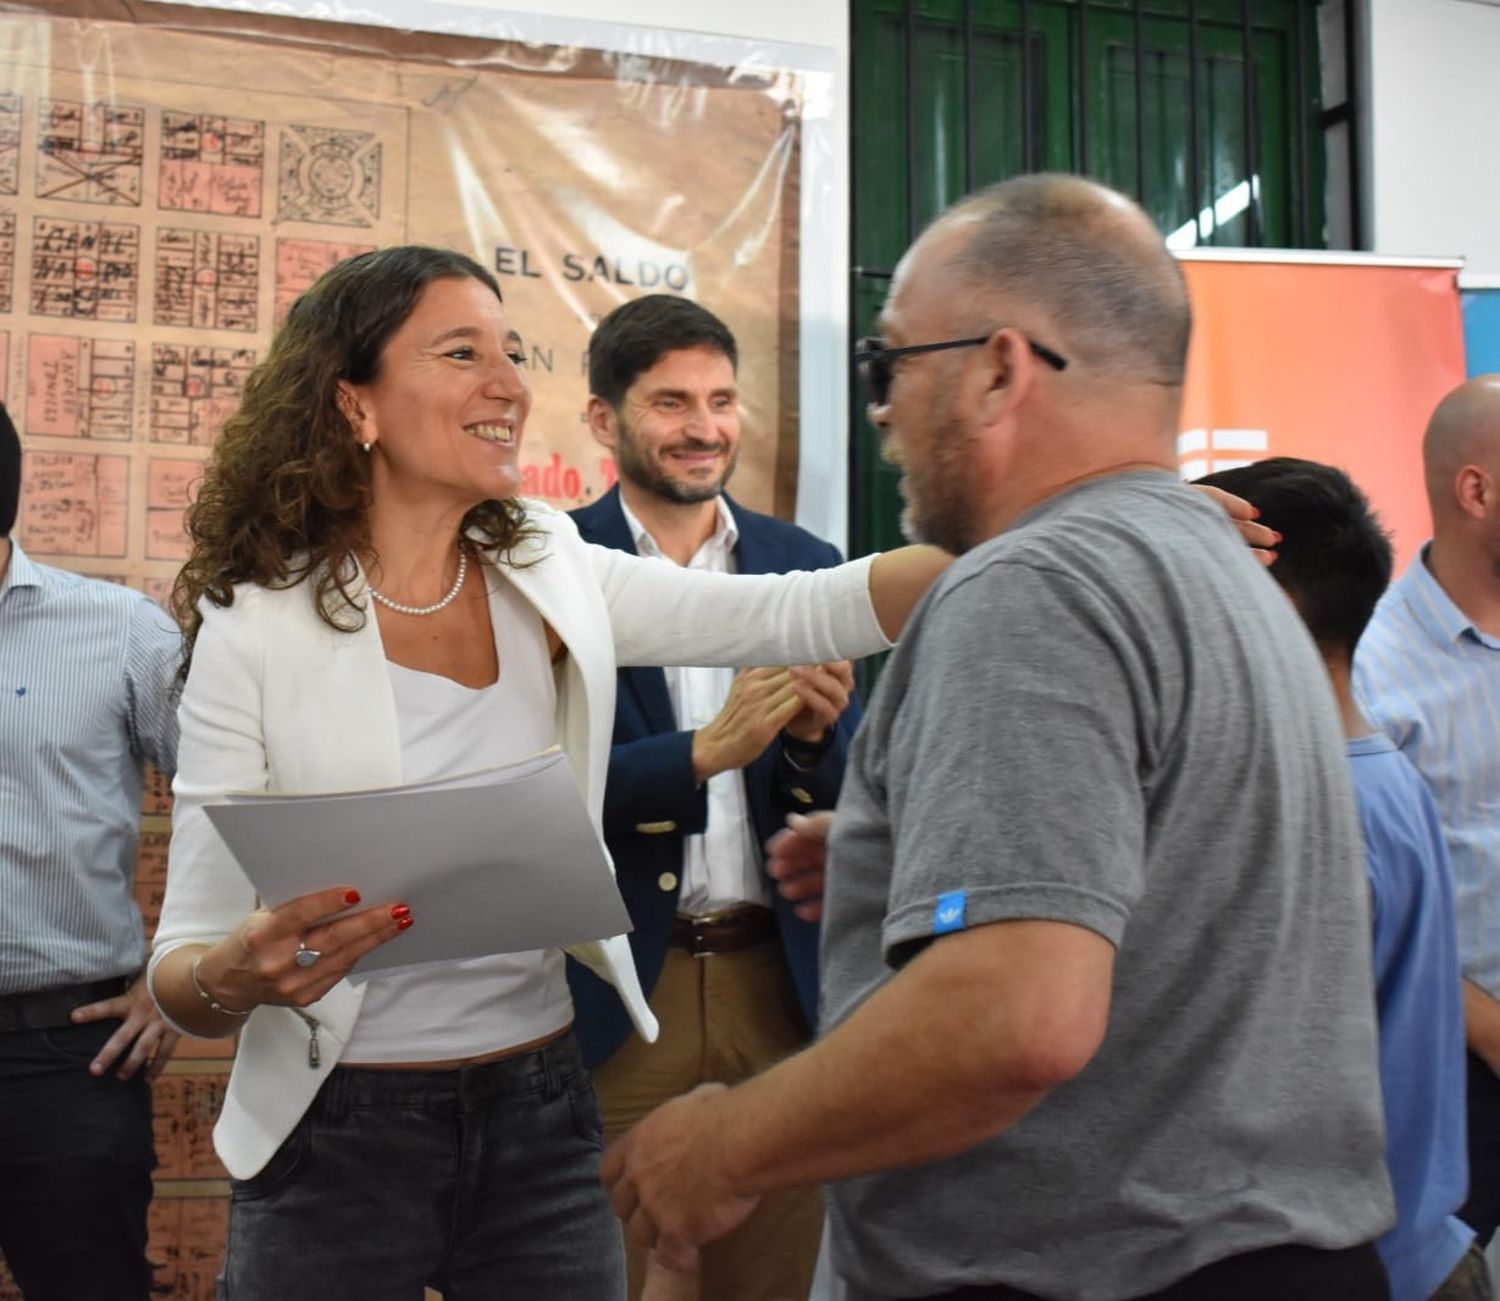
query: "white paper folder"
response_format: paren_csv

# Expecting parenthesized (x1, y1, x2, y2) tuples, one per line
(202, 751, 631, 978)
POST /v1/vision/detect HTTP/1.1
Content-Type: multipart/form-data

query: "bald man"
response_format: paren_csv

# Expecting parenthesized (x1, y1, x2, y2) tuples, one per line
(602, 175, 1393, 1300)
(1355, 376, 1500, 1248)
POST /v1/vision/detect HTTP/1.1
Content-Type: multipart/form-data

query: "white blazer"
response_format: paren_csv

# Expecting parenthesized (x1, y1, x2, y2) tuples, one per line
(150, 501, 887, 1178)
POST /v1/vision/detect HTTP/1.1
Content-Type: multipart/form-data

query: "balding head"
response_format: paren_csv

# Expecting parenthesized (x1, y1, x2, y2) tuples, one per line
(1424, 376, 1500, 519)
(917, 174, 1192, 383)
(872, 175, 1187, 549)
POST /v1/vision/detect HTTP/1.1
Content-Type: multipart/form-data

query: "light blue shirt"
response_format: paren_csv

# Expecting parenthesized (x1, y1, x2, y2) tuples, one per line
(1350, 733, 1472, 1301)
(1354, 544, 1500, 997)
(0, 541, 181, 993)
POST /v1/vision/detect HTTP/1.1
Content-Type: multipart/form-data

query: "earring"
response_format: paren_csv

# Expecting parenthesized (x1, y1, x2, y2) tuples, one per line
(361, 441, 373, 454)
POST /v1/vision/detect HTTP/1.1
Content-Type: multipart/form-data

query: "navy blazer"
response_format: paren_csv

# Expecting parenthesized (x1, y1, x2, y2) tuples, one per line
(565, 487, 861, 1069)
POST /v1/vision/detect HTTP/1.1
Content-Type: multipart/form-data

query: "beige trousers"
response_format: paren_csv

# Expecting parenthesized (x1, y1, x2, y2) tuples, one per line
(591, 942, 823, 1301)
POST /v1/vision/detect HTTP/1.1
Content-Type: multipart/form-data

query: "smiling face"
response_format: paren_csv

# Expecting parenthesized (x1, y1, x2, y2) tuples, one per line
(605, 345, 740, 505)
(339, 275, 531, 512)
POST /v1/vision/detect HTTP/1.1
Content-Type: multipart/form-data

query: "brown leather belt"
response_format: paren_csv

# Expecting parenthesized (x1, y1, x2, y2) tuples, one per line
(670, 906, 777, 957)
(0, 976, 130, 1033)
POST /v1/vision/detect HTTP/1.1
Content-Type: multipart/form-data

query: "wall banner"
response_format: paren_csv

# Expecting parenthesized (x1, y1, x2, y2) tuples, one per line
(0, 5, 817, 1296)
(2, 1, 813, 599)
(1178, 252, 1467, 570)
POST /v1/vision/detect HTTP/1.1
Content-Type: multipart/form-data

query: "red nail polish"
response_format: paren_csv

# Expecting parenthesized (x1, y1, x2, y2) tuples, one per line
(396, 915, 415, 931)
(391, 904, 411, 920)
(345, 889, 362, 905)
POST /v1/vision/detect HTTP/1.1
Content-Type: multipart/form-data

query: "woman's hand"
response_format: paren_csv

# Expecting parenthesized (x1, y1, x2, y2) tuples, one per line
(1190, 483, 1280, 565)
(194, 885, 413, 1014)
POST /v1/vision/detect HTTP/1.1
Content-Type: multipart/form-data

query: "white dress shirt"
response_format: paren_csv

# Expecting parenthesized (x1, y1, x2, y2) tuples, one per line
(618, 494, 770, 913)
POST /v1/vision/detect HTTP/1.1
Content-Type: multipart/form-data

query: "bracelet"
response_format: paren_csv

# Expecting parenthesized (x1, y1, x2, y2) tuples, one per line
(191, 954, 252, 1018)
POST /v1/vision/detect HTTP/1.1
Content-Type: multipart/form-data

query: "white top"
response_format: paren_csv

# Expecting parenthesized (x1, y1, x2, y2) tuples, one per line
(619, 494, 768, 913)
(342, 565, 572, 1062)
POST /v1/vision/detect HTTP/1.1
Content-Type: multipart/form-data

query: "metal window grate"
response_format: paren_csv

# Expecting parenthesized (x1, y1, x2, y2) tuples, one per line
(848, 0, 1355, 563)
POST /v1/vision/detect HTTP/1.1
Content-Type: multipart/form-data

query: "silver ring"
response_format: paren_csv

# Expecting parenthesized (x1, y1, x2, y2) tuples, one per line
(294, 940, 322, 968)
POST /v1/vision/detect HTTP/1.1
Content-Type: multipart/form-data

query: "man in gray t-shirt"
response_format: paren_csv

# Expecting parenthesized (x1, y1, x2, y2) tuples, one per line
(603, 174, 1393, 1301)
(820, 470, 1389, 1298)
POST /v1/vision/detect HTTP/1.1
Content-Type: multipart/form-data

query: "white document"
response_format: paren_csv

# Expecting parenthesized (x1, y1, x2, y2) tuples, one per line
(202, 751, 630, 978)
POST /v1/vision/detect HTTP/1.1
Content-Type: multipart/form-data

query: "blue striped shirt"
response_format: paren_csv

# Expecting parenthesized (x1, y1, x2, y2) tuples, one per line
(1354, 545, 1500, 998)
(0, 541, 181, 994)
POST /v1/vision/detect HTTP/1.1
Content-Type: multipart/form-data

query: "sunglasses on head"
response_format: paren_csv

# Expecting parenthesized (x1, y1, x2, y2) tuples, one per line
(853, 333, 1068, 408)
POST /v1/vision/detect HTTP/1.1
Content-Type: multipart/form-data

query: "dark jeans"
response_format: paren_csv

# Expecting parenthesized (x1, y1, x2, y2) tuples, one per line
(1462, 1051, 1500, 1247)
(219, 1031, 625, 1300)
(0, 1019, 156, 1301)
(910, 1241, 1389, 1301)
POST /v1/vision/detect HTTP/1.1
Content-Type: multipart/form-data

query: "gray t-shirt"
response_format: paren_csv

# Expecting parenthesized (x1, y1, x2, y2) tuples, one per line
(821, 472, 1392, 1301)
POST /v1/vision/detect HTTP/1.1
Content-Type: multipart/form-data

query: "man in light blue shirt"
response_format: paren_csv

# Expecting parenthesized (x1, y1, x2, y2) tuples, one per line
(0, 403, 183, 1299)
(1355, 376, 1500, 1248)
(1201, 457, 1484, 1301)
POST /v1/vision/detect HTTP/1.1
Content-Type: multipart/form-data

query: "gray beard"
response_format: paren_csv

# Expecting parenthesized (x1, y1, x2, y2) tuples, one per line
(898, 450, 976, 556)
(902, 500, 972, 555)
(893, 397, 979, 554)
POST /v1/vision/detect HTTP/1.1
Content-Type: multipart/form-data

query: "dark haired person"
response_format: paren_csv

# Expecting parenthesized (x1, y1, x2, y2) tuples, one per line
(604, 176, 1392, 1300)
(0, 401, 182, 1299)
(1354, 378, 1500, 1253)
(1198, 457, 1485, 1301)
(568, 294, 858, 1301)
(143, 245, 947, 1298)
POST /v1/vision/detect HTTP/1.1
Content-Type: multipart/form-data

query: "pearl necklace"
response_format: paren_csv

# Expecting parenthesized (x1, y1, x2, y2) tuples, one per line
(367, 549, 468, 616)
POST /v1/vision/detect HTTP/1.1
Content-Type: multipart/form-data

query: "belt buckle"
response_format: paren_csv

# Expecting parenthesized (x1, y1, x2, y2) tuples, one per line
(688, 917, 716, 959)
(675, 906, 765, 958)
(677, 910, 729, 959)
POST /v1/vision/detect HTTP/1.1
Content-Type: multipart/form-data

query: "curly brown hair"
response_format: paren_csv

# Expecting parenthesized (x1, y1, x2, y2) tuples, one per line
(172, 246, 534, 666)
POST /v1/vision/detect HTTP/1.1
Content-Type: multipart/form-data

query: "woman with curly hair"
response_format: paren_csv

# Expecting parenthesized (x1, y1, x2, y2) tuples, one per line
(145, 245, 944, 1299)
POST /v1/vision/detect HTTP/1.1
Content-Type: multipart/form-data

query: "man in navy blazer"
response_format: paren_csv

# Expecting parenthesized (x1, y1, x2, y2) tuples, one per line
(567, 295, 860, 1301)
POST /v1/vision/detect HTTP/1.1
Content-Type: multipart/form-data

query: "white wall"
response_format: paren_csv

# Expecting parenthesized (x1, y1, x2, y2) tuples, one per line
(1367, 0, 1500, 278)
(456, 0, 843, 47)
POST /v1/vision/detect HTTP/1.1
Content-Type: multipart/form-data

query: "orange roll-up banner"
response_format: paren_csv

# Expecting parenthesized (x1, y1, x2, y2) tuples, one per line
(1178, 255, 1467, 570)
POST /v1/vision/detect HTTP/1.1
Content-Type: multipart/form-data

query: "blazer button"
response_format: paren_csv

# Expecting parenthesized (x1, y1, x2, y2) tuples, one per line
(790, 787, 814, 806)
(635, 820, 677, 834)
(657, 872, 679, 892)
